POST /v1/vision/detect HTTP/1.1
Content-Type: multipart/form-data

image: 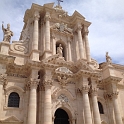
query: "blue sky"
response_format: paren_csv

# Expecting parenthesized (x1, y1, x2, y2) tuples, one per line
(0, 0, 124, 65)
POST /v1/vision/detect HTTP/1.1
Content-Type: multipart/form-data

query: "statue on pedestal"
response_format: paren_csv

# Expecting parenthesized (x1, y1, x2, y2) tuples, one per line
(106, 52, 112, 64)
(2, 23, 13, 43)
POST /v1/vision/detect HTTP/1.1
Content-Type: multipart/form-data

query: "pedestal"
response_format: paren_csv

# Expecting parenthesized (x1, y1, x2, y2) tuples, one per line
(0, 41, 10, 55)
(30, 50, 40, 61)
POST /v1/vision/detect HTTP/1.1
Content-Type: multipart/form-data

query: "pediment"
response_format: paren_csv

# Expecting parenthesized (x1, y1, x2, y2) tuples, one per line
(72, 10, 85, 19)
(75, 59, 94, 72)
(0, 116, 22, 122)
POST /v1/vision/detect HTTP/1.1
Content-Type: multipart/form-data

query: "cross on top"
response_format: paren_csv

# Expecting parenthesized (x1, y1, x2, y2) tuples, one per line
(57, 0, 63, 6)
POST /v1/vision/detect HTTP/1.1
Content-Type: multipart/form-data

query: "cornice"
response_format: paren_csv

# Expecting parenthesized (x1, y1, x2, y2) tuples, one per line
(102, 76, 122, 84)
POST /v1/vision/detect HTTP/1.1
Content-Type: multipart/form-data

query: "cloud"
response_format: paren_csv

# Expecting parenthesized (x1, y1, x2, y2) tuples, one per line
(0, 0, 124, 65)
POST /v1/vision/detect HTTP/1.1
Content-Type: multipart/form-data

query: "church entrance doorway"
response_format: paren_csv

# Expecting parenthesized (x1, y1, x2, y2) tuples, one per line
(54, 108, 69, 124)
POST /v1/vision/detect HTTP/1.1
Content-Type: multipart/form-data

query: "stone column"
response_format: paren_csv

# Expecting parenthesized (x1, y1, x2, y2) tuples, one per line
(67, 40, 72, 61)
(44, 80, 52, 124)
(27, 78, 39, 124)
(84, 26, 91, 62)
(112, 92, 123, 124)
(51, 35, 56, 55)
(38, 84, 45, 124)
(82, 85, 93, 124)
(77, 25, 84, 59)
(91, 88, 101, 124)
(33, 11, 40, 50)
(45, 12, 51, 51)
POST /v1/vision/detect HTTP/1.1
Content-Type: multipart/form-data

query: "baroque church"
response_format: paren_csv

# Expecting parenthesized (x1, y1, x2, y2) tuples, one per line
(0, 2, 124, 124)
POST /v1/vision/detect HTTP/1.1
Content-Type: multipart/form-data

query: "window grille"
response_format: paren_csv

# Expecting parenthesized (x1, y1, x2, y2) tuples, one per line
(8, 92, 20, 107)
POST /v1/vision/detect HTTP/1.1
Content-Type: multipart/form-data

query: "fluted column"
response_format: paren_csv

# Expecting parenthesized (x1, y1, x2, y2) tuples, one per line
(51, 35, 56, 55)
(67, 40, 72, 61)
(91, 88, 101, 124)
(77, 25, 84, 59)
(44, 80, 52, 124)
(45, 12, 51, 51)
(84, 26, 91, 62)
(112, 92, 123, 124)
(27, 78, 39, 124)
(82, 85, 93, 124)
(33, 11, 40, 50)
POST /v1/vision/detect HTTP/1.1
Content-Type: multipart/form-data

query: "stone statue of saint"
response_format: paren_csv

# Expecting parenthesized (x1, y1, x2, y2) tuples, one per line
(106, 52, 112, 64)
(2, 23, 13, 42)
(57, 44, 63, 57)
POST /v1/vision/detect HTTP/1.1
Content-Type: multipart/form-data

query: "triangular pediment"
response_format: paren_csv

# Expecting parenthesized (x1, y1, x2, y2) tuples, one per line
(1, 116, 22, 122)
(72, 10, 85, 19)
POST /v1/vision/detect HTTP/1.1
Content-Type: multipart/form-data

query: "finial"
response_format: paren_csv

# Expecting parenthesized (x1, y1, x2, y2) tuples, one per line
(57, 0, 63, 6)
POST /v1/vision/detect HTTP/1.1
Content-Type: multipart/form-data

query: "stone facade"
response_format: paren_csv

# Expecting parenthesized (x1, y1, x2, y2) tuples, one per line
(0, 2, 124, 124)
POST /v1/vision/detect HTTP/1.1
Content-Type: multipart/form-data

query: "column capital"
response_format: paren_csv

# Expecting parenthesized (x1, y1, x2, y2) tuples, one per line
(34, 11, 40, 21)
(77, 25, 82, 31)
(82, 85, 90, 94)
(90, 88, 98, 96)
(83, 25, 89, 35)
(45, 12, 51, 21)
(111, 91, 119, 99)
(43, 79, 53, 88)
(28, 78, 40, 89)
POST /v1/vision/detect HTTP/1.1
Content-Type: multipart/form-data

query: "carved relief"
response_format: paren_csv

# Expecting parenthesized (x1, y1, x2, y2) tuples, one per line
(58, 94, 68, 102)
(51, 23, 73, 34)
(0, 74, 8, 89)
(57, 75, 72, 88)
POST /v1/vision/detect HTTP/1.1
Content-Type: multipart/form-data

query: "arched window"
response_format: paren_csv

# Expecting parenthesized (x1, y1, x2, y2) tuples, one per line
(8, 92, 20, 108)
(98, 101, 104, 114)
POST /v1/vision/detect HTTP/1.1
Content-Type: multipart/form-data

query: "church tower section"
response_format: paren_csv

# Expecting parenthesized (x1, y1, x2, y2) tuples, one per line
(22, 3, 91, 62)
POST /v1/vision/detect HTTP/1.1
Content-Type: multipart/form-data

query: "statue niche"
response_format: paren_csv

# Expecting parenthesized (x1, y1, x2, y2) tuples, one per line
(56, 43, 66, 60)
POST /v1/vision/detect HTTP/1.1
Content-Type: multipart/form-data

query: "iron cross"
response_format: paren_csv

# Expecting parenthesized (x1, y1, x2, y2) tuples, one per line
(57, 0, 63, 6)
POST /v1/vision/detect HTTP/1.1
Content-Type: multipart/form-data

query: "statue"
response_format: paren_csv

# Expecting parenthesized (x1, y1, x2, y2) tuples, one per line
(106, 52, 112, 64)
(57, 44, 63, 57)
(2, 23, 13, 42)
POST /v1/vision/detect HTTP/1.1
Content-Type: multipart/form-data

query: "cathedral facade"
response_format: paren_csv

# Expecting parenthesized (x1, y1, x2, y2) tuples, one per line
(0, 2, 124, 124)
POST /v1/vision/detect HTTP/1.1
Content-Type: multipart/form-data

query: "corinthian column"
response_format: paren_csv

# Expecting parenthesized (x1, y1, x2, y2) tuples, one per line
(112, 92, 123, 124)
(67, 40, 72, 61)
(91, 88, 101, 124)
(45, 12, 51, 51)
(82, 85, 93, 124)
(77, 25, 84, 59)
(44, 80, 52, 124)
(84, 26, 91, 62)
(33, 11, 40, 50)
(27, 78, 39, 124)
